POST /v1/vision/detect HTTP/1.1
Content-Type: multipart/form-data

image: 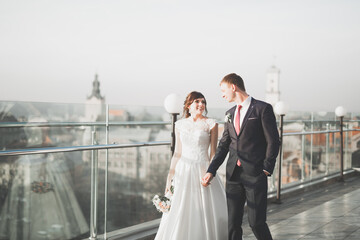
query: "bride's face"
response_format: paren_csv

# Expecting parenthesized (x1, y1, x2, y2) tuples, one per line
(188, 98, 206, 116)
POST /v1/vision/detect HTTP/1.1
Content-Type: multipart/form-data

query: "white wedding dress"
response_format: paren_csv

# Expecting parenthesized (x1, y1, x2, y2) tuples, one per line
(155, 117, 228, 240)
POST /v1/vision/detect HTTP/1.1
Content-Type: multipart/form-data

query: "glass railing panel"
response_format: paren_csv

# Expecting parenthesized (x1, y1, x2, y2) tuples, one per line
(106, 104, 227, 124)
(344, 125, 351, 170)
(0, 150, 92, 240)
(281, 111, 312, 121)
(0, 101, 85, 124)
(280, 134, 306, 186)
(2, 99, 360, 239)
(93, 149, 106, 236)
(106, 103, 172, 144)
(347, 113, 360, 169)
(308, 131, 328, 179)
(328, 131, 341, 174)
(105, 145, 171, 231)
(0, 100, 106, 124)
(0, 101, 107, 150)
(107, 104, 168, 124)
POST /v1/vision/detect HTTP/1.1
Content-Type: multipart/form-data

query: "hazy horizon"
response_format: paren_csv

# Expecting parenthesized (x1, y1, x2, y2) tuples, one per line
(1, 0, 359, 112)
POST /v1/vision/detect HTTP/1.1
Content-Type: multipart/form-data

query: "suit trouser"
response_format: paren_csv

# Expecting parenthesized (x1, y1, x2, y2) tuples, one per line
(226, 166, 272, 240)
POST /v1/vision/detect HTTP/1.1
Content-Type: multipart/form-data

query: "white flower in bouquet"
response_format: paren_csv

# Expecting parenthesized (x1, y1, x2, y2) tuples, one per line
(152, 181, 174, 213)
(154, 195, 161, 205)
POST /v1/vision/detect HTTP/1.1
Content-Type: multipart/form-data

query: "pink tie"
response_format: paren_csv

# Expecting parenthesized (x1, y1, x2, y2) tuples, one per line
(235, 105, 242, 167)
(235, 105, 242, 135)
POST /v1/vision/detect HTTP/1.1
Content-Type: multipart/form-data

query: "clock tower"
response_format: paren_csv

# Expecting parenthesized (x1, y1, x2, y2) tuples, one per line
(265, 65, 280, 106)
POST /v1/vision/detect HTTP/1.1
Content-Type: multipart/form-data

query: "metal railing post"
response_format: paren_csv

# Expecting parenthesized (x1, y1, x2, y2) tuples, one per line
(170, 113, 179, 156)
(344, 123, 349, 170)
(104, 104, 109, 239)
(89, 129, 99, 240)
(325, 123, 330, 175)
(276, 114, 284, 203)
(301, 126, 306, 181)
(339, 116, 344, 181)
(310, 112, 314, 179)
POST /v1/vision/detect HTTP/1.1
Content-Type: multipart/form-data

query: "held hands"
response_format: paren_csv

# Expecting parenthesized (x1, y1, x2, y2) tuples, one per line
(201, 173, 214, 187)
(201, 171, 268, 187)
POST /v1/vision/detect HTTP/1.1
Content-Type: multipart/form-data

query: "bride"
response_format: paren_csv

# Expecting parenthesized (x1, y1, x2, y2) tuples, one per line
(155, 91, 227, 240)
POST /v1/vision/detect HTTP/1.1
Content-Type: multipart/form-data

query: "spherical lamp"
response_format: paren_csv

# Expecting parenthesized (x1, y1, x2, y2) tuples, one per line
(335, 106, 347, 117)
(164, 93, 182, 114)
(274, 101, 288, 116)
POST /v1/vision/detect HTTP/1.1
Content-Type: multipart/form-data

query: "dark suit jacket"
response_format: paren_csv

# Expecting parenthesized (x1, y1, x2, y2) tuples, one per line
(207, 98, 280, 180)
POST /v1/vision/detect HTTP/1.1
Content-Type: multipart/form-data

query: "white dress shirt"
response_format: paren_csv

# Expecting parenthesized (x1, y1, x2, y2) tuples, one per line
(233, 96, 252, 129)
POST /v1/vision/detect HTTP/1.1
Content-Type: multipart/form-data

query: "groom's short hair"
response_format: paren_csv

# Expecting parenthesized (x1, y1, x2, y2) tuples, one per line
(221, 73, 246, 92)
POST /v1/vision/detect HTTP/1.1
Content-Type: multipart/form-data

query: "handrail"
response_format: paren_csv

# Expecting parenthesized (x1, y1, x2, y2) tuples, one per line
(0, 119, 359, 128)
(283, 128, 360, 136)
(277, 119, 360, 123)
(0, 141, 171, 157)
(1, 129, 359, 157)
(0, 121, 170, 128)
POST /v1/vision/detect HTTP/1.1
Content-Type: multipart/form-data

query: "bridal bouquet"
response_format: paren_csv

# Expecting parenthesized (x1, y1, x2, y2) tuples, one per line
(152, 184, 174, 213)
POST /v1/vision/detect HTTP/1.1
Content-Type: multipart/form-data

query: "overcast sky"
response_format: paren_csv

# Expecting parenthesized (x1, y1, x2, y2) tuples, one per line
(0, 0, 359, 112)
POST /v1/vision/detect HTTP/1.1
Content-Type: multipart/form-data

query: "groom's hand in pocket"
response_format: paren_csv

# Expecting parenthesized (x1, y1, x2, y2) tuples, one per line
(201, 173, 213, 187)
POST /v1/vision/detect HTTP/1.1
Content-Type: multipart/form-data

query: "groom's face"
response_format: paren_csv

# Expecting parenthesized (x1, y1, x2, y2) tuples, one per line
(220, 82, 235, 103)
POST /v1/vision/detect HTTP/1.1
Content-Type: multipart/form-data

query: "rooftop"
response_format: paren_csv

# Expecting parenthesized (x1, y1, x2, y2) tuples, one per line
(243, 172, 360, 240)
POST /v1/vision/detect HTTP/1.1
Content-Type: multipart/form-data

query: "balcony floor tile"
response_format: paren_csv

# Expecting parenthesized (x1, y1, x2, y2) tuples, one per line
(242, 174, 360, 240)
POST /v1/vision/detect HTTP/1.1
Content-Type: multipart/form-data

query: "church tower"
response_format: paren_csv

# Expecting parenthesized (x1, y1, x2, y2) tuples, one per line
(85, 74, 105, 121)
(265, 65, 280, 106)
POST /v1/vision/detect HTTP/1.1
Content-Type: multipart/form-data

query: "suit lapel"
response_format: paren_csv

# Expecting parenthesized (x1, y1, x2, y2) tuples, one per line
(238, 98, 256, 138)
(228, 106, 237, 137)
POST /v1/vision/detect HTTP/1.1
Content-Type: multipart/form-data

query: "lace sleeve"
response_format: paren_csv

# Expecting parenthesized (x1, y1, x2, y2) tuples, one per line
(206, 118, 217, 130)
(175, 118, 184, 132)
(165, 128, 182, 193)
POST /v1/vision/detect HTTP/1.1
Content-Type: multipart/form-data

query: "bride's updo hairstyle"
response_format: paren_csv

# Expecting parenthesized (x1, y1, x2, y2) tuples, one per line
(183, 91, 208, 118)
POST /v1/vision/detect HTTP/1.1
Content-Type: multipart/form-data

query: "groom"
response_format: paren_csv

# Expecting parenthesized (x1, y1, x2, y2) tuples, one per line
(202, 73, 279, 240)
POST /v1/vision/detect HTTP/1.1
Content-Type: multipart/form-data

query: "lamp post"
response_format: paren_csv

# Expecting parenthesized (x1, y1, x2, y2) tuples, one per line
(164, 93, 182, 156)
(335, 106, 347, 181)
(274, 101, 288, 203)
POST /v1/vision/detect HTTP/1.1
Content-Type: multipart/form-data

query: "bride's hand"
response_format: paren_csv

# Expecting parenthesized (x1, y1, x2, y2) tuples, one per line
(201, 173, 213, 187)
